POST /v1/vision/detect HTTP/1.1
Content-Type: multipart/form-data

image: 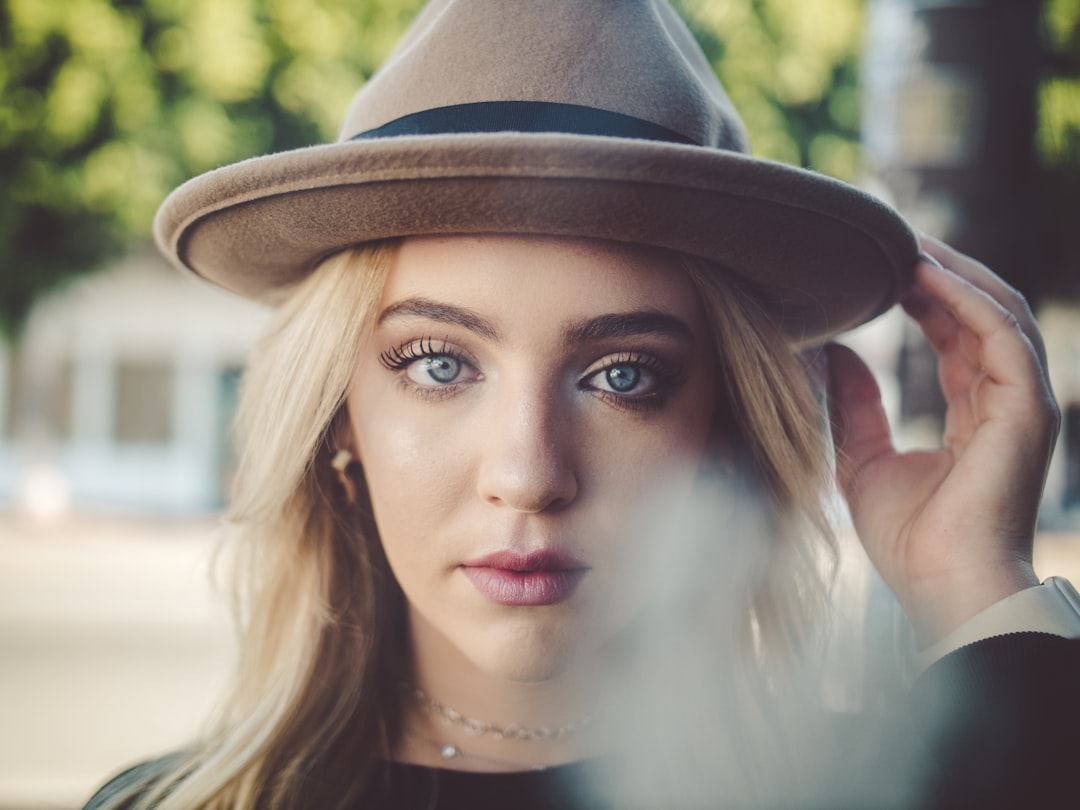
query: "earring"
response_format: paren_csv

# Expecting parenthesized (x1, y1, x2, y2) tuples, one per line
(331, 448, 357, 504)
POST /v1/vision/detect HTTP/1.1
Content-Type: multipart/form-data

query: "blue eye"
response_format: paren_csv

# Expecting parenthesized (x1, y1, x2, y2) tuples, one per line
(379, 338, 480, 392)
(407, 354, 463, 385)
(581, 352, 685, 412)
(426, 355, 460, 383)
(604, 363, 640, 393)
(584, 358, 659, 397)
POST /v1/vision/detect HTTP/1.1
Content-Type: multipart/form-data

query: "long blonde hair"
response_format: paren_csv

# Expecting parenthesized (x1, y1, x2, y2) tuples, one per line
(683, 255, 836, 666)
(110, 240, 835, 809)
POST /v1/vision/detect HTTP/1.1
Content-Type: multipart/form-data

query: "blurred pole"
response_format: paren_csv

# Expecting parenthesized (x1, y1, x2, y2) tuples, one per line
(861, 0, 1044, 423)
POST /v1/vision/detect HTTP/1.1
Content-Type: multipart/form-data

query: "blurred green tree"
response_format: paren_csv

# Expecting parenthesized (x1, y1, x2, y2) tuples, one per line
(676, 0, 865, 178)
(0, 0, 1077, 337)
(1039, 0, 1080, 299)
(0, 0, 424, 337)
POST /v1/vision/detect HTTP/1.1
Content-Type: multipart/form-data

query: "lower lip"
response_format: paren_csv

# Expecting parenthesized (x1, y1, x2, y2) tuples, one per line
(461, 567, 587, 606)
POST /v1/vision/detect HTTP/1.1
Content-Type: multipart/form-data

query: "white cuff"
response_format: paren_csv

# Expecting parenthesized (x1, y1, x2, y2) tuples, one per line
(916, 576, 1080, 671)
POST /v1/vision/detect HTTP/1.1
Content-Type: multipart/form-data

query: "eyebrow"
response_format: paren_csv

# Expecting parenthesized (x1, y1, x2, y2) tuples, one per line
(377, 298, 499, 341)
(377, 297, 695, 346)
(565, 311, 696, 346)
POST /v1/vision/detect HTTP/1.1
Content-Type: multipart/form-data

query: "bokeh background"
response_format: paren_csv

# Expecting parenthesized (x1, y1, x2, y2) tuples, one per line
(1, 1, 1079, 807)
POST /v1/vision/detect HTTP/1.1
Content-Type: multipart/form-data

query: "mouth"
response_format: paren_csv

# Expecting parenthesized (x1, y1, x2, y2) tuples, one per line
(460, 549, 590, 606)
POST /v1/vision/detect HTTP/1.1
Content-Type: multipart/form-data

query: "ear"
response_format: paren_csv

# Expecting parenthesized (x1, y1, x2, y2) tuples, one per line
(325, 404, 364, 507)
(328, 402, 359, 458)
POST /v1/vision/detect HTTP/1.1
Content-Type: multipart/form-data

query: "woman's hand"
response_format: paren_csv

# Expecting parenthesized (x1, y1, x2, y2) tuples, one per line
(825, 235, 1060, 645)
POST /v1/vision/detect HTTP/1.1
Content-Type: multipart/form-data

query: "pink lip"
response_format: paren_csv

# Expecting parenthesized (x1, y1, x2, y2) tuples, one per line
(461, 550, 589, 606)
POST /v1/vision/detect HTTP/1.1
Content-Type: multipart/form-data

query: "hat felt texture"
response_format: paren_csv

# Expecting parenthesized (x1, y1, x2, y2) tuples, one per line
(154, 0, 917, 344)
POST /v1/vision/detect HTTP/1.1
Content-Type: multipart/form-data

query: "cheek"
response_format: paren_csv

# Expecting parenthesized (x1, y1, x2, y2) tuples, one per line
(347, 382, 472, 552)
(578, 374, 718, 576)
(589, 378, 716, 475)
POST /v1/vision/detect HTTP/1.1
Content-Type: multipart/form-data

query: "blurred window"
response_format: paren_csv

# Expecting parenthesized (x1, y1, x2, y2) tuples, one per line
(215, 366, 243, 506)
(11, 353, 74, 441)
(1066, 405, 1080, 508)
(114, 360, 173, 444)
(0, 344, 11, 439)
(49, 360, 74, 441)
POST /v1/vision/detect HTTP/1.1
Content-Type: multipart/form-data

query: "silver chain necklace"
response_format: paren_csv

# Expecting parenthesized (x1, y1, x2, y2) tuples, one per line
(404, 683, 602, 760)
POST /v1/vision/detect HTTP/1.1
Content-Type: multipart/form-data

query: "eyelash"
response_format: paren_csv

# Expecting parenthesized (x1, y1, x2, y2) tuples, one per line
(379, 337, 476, 401)
(378, 338, 683, 411)
(379, 335, 455, 370)
(582, 352, 683, 414)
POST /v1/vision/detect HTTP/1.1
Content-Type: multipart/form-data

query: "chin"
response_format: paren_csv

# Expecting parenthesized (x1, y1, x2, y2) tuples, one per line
(463, 614, 596, 683)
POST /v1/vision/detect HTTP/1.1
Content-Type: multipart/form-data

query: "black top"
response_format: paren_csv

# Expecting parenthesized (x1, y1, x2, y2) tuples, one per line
(365, 761, 588, 810)
(84, 633, 1080, 810)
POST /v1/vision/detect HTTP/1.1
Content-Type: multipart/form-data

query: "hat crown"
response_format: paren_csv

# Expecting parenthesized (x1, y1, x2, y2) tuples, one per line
(339, 0, 750, 152)
(157, 0, 915, 343)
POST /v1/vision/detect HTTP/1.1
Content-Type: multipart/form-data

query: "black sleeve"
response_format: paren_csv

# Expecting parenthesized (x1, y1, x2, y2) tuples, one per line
(909, 632, 1080, 809)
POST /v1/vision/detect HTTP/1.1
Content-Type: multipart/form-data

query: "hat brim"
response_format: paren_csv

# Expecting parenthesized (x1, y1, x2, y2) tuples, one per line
(154, 132, 917, 344)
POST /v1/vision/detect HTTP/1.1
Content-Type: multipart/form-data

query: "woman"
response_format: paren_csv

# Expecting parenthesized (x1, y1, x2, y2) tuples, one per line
(87, 1, 1080, 808)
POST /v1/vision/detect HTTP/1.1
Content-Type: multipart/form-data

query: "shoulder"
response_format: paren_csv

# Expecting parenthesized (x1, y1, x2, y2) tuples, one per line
(917, 631, 1080, 698)
(913, 631, 1080, 747)
(82, 752, 189, 810)
(911, 632, 1080, 808)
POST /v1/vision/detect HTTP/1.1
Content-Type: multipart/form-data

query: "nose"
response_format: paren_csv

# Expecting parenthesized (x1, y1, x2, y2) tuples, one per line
(476, 388, 579, 513)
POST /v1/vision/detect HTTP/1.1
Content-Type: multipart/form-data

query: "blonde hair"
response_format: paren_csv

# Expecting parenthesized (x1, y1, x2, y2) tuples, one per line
(682, 256, 836, 669)
(114, 243, 401, 809)
(108, 241, 835, 809)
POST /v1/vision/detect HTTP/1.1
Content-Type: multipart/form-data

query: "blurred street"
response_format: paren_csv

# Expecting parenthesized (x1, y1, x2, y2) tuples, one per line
(0, 516, 233, 810)
(1, 516, 1078, 809)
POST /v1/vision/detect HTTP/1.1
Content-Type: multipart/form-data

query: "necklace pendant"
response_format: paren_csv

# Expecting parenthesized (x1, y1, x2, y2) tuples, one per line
(440, 744, 460, 760)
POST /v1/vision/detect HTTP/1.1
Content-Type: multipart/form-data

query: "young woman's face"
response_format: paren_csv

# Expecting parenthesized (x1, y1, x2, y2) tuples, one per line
(347, 235, 718, 682)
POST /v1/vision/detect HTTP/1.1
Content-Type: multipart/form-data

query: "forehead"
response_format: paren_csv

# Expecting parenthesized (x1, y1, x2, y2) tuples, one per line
(379, 235, 706, 322)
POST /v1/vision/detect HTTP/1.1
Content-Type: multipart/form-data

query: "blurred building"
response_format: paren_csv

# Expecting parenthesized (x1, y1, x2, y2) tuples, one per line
(0, 252, 268, 516)
(862, 0, 1080, 528)
(1043, 304, 1080, 528)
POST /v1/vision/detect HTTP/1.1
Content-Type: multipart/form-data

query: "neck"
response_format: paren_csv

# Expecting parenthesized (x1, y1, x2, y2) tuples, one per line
(395, 610, 610, 772)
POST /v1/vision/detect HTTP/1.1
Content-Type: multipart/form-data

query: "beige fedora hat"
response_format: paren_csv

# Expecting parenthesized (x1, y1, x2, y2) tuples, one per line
(154, 0, 917, 343)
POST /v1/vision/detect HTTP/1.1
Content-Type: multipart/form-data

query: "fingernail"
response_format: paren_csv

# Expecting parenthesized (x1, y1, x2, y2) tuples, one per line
(919, 250, 944, 270)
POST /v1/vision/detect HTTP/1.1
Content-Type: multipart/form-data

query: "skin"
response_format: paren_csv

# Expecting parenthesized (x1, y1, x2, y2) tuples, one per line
(347, 235, 718, 768)
(827, 234, 1057, 644)
(346, 232, 1059, 769)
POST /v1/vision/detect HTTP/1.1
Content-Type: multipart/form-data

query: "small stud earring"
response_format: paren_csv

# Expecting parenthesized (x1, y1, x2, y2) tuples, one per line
(331, 448, 357, 504)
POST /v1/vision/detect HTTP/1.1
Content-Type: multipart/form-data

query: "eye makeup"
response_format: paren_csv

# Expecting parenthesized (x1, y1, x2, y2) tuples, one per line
(377, 334, 690, 414)
(579, 350, 687, 414)
(379, 335, 464, 371)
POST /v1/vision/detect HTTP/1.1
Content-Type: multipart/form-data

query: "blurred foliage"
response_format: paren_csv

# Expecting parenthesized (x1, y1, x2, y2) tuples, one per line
(676, 0, 864, 179)
(1039, 0, 1080, 300)
(0, 0, 424, 337)
(1041, 0, 1080, 164)
(1, 0, 1078, 337)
